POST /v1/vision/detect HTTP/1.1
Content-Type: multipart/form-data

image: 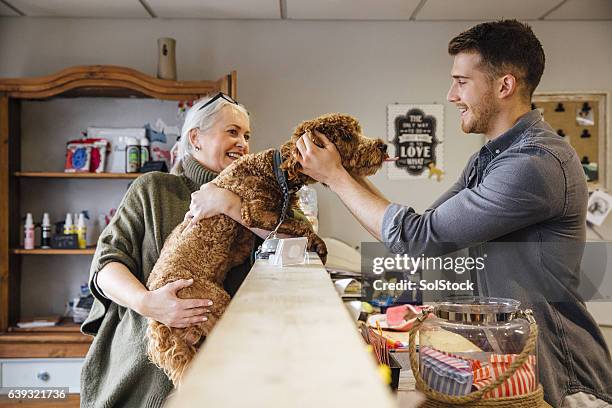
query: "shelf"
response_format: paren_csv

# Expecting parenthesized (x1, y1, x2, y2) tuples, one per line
(0, 321, 92, 358)
(9, 318, 82, 333)
(15, 171, 140, 179)
(12, 248, 95, 255)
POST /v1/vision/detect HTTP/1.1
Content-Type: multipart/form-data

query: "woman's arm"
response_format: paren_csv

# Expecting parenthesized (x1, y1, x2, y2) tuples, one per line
(97, 261, 213, 328)
(187, 184, 290, 239)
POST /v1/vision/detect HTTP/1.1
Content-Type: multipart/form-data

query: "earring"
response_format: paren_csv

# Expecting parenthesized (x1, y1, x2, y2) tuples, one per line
(194, 145, 201, 152)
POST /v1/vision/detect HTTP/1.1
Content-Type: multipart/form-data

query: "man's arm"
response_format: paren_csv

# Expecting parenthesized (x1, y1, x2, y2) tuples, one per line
(327, 170, 389, 240)
(296, 131, 564, 256)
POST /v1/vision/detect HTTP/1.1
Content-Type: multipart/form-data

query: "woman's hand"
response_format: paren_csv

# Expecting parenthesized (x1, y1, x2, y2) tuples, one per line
(185, 183, 240, 227)
(138, 279, 213, 328)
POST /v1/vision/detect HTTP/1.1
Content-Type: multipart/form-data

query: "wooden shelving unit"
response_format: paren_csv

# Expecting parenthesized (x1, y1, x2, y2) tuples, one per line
(15, 172, 141, 179)
(0, 66, 237, 372)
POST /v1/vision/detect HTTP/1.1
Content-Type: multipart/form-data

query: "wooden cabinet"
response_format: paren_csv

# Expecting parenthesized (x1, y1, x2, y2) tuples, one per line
(0, 66, 236, 402)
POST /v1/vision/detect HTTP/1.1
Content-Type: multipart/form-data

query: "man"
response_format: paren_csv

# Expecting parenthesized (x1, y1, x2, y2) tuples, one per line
(296, 20, 612, 407)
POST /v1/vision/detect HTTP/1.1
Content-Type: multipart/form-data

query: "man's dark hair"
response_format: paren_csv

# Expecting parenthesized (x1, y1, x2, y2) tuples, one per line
(448, 19, 545, 100)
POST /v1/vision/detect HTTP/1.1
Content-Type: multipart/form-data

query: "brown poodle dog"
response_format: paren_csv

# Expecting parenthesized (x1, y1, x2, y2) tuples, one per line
(146, 113, 389, 385)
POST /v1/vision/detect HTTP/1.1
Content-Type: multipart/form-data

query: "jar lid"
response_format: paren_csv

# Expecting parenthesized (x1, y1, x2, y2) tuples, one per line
(434, 296, 520, 323)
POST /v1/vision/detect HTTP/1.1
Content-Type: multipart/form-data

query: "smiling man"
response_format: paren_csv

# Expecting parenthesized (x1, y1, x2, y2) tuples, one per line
(296, 20, 612, 406)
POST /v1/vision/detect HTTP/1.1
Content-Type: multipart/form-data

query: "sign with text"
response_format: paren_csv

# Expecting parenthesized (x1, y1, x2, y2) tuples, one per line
(387, 104, 444, 180)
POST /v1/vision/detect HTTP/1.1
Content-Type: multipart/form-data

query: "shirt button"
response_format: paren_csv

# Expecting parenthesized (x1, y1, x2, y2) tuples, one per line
(495, 149, 500, 154)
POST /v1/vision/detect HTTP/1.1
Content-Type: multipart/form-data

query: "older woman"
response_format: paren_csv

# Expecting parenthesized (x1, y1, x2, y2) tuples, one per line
(80, 94, 254, 408)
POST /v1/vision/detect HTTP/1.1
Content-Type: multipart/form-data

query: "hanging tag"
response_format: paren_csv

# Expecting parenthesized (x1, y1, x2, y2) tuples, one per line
(269, 237, 308, 266)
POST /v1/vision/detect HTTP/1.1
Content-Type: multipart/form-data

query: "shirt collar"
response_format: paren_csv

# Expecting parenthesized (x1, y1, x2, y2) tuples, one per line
(485, 109, 542, 157)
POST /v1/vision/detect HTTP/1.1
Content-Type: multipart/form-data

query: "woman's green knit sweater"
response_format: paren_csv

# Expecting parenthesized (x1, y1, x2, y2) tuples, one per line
(80, 156, 254, 408)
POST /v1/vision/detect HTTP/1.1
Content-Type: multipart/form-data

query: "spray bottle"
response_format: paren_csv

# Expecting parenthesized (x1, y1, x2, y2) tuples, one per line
(24, 213, 35, 249)
(64, 213, 74, 235)
(77, 213, 87, 249)
(41, 213, 52, 249)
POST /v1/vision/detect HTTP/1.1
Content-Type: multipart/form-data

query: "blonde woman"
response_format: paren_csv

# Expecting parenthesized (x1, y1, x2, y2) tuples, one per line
(81, 94, 255, 407)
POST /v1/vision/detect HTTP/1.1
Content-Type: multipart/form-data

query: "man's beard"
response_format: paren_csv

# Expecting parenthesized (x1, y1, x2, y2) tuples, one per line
(462, 90, 499, 134)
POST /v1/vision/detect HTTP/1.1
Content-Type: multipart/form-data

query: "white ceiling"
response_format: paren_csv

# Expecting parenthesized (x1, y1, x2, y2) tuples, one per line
(0, 0, 611, 20)
(286, 0, 423, 20)
(3, 0, 150, 18)
(0, 1, 19, 16)
(545, 0, 612, 20)
(146, 0, 280, 19)
(416, 0, 561, 21)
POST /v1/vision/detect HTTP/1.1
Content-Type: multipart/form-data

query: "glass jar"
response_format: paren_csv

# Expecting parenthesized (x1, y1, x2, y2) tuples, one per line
(415, 297, 538, 398)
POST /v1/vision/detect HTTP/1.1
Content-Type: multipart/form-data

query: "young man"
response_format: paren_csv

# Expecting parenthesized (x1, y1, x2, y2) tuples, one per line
(296, 20, 612, 407)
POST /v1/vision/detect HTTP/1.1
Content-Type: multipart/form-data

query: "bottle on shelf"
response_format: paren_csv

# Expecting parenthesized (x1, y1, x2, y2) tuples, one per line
(125, 137, 140, 173)
(64, 213, 74, 235)
(76, 213, 87, 249)
(140, 137, 150, 166)
(23, 213, 35, 250)
(41, 212, 52, 249)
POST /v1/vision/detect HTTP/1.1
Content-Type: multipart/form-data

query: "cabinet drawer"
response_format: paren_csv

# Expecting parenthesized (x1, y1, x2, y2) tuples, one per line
(0, 358, 83, 393)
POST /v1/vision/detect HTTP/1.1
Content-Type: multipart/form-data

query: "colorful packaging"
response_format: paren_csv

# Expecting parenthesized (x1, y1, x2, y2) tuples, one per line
(420, 346, 473, 396)
(90, 139, 108, 173)
(64, 138, 108, 173)
(473, 354, 537, 398)
(87, 128, 145, 173)
(64, 141, 92, 173)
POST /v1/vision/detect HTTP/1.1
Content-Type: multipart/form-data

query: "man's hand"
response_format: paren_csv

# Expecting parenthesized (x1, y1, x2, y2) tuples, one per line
(295, 130, 347, 186)
(185, 183, 240, 227)
(138, 279, 213, 328)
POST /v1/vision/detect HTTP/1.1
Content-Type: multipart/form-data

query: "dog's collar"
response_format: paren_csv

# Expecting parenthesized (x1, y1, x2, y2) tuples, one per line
(272, 149, 299, 229)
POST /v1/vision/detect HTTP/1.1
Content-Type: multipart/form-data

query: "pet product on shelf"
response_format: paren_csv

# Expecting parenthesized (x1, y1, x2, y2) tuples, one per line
(64, 138, 108, 173)
(409, 297, 548, 407)
(23, 213, 34, 249)
(87, 127, 146, 173)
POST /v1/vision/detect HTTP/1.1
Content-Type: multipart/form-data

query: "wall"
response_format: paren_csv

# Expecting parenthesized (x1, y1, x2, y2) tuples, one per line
(0, 17, 611, 315)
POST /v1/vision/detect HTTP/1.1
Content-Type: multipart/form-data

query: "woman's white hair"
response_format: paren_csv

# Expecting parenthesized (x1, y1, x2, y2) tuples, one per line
(171, 95, 249, 175)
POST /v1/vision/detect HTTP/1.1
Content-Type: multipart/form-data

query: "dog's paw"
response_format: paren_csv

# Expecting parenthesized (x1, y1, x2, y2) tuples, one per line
(308, 234, 328, 264)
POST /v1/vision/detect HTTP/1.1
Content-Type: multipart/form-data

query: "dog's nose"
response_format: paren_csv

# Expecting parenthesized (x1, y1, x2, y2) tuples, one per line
(378, 143, 388, 153)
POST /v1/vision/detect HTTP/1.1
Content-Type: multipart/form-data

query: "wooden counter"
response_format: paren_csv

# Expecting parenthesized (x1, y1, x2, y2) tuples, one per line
(167, 255, 397, 408)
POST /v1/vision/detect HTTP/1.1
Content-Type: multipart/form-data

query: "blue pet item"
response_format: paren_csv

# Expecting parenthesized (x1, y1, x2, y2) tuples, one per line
(144, 123, 166, 144)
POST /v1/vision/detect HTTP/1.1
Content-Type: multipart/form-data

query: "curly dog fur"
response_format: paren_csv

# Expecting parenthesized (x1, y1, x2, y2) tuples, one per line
(146, 113, 388, 385)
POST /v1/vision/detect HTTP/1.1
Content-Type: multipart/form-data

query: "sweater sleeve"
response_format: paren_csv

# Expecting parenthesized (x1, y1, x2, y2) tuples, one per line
(81, 177, 148, 335)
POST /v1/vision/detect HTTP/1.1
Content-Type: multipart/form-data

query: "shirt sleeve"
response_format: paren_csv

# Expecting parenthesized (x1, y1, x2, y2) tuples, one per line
(381, 146, 566, 256)
(428, 152, 477, 210)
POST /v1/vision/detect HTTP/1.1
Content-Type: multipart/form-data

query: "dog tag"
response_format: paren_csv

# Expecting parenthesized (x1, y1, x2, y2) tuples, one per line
(269, 237, 308, 267)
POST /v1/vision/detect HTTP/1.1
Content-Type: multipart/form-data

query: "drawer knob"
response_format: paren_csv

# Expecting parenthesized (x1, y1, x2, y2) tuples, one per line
(37, 371, 50, 382)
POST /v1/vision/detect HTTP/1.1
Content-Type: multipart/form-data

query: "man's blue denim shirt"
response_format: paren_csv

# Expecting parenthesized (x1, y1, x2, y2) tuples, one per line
(381, 110, 612, 406)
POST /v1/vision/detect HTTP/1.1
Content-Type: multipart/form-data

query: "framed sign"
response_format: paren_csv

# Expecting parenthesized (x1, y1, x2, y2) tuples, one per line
(387, 104, 444, 180)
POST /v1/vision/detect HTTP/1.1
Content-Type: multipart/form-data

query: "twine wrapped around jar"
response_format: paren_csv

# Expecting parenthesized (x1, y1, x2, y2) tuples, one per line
(408, 309, 551, 407)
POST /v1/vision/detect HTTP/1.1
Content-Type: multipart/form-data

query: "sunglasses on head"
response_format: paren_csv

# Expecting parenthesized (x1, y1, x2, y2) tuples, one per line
(198, 92, 239, 111)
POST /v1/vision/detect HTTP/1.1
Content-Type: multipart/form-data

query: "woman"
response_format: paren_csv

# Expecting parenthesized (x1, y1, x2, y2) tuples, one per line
(80, 94, 254, 408)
